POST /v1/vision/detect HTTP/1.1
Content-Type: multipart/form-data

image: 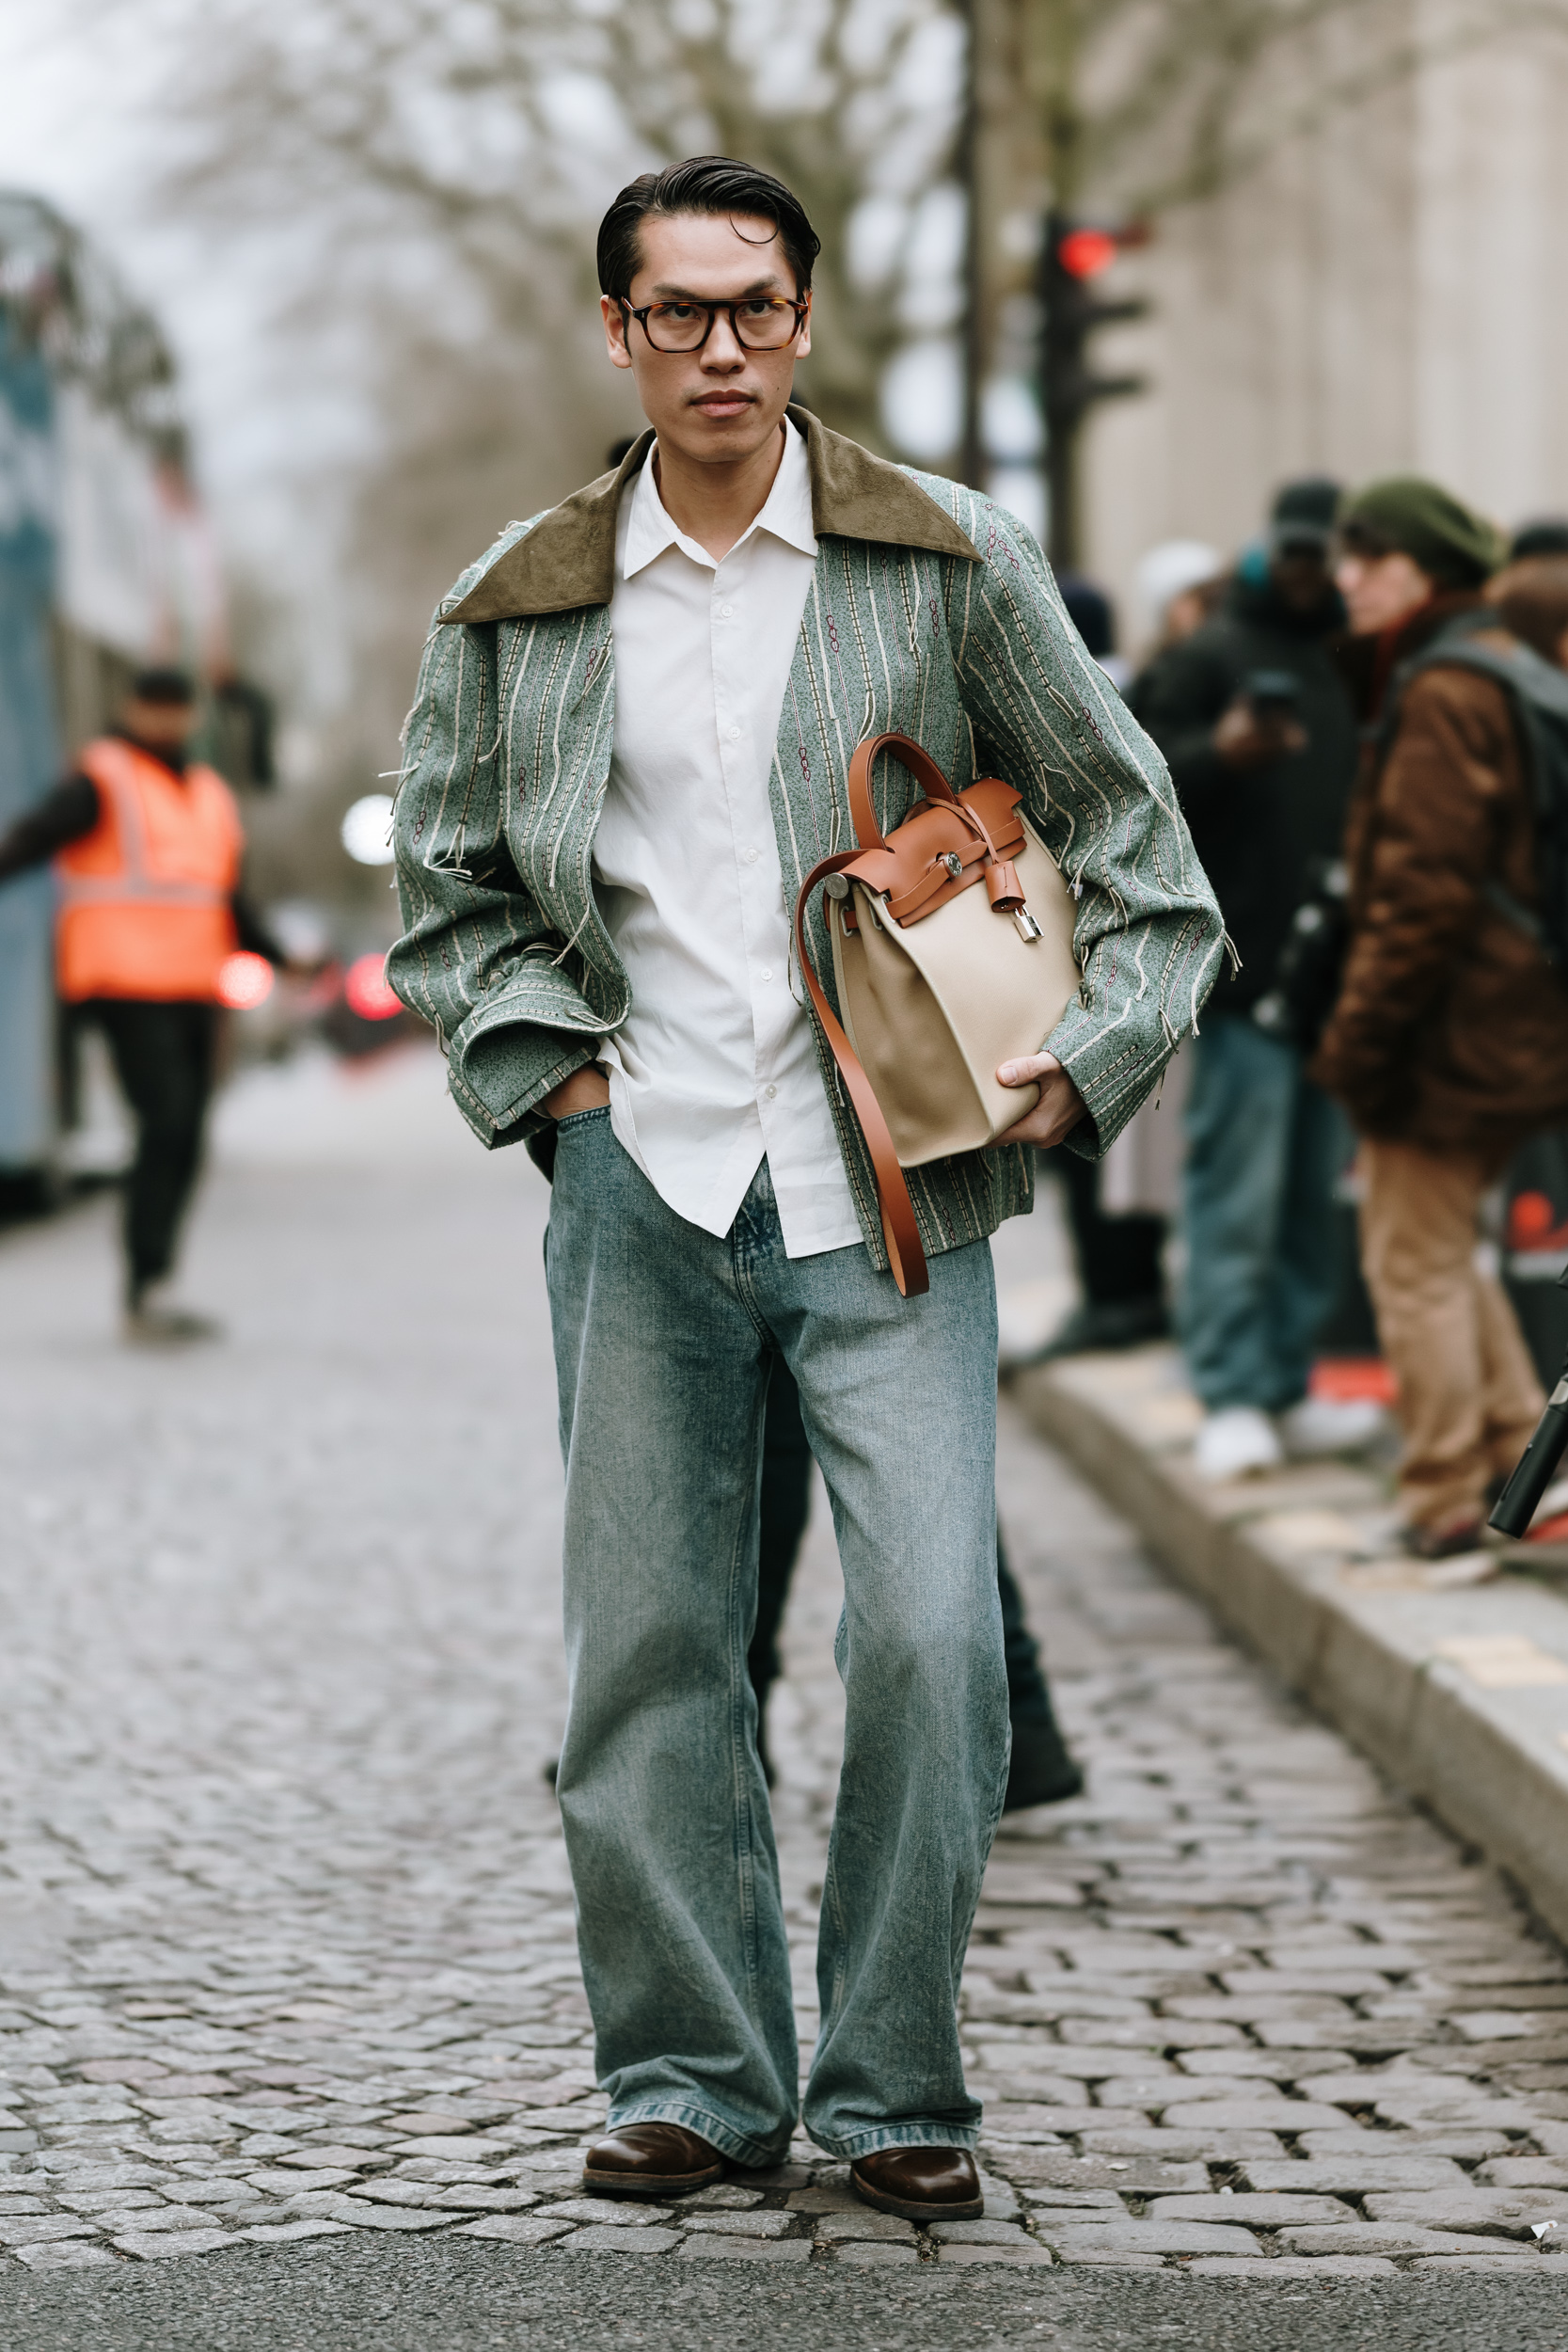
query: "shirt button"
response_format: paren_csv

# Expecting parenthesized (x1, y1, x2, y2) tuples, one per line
(727, 725, 741, 742)
(764, 1084, 778, 1101)
(760, 968, 773, 982)
(742, 847, 760, 865)
(720, 603, 735, 618)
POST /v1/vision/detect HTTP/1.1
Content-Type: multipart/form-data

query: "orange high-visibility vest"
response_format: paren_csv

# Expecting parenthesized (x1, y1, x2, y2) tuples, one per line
(54, 738, 244, 1004)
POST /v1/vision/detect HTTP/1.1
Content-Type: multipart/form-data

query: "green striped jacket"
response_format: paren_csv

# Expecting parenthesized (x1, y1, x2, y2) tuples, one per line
(388, 409, 1223, 1271)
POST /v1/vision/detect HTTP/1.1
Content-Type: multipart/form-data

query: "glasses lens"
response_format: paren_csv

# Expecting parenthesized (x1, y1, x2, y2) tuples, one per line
(733, 300, 800, 349)
(641, 303, 708, 351)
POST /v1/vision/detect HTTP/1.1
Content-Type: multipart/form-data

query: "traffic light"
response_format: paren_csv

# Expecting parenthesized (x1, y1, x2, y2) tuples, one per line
(1039, 214, 1149, 569)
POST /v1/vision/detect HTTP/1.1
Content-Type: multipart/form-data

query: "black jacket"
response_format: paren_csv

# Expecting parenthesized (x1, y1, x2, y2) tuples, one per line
(1128, 574, 1358, 1012)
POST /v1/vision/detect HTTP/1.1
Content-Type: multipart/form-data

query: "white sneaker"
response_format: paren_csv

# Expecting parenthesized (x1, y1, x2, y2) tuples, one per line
(1194, 1406, 1284, 1483)
(122, 1280, 223, 1348)
(1277, 1394, 1386, 1459)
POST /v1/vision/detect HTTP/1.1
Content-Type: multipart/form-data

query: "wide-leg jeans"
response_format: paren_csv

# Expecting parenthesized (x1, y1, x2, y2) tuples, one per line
(544, 1107, 1009, 2165)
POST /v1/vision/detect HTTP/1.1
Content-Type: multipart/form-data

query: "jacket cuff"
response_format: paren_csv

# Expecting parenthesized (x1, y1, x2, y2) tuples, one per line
(448, 1008, 603, 1150)
(1044, 997, 1170, 1160)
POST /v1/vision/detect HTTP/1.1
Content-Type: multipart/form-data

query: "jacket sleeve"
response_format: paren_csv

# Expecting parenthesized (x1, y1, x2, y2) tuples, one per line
(945, 504, 1225, 1154)
(388, 551, 602, 1150)
(0, 774, 100, 882)
(1311, 669, 1511, 1130)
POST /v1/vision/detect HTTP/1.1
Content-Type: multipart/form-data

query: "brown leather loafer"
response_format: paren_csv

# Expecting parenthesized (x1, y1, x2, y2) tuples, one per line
(582, 2122, 723, 2196)
(850, 2145, 983, 2220)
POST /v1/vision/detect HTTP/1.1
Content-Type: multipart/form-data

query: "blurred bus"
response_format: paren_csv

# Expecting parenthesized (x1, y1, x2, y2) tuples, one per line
(0, 191, 269, 1209)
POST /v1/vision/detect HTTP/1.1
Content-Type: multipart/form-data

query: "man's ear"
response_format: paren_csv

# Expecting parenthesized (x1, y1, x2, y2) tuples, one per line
(601, 294, 633, 373)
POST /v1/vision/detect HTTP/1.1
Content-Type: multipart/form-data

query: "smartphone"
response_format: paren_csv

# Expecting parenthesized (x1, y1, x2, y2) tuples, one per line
(1243, 668, 1301, 719)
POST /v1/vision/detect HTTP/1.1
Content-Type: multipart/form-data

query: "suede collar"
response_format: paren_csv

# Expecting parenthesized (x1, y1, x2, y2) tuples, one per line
(442, 406, 981, 624)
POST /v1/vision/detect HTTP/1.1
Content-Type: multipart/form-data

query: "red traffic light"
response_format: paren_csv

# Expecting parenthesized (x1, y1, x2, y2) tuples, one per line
(1056, 227, 1119, 279)
(344, 952, 403, 1021)
(216, 951, 275, 1010)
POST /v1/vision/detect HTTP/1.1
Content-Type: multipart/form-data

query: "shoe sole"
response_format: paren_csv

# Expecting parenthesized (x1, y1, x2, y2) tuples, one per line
(851, 2170, 983, 2222)
(581, 2162, 723, 2195)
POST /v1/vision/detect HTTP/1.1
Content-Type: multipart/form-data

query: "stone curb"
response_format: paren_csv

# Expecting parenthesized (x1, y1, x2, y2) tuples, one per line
(1011, 1345, 1568, 1947)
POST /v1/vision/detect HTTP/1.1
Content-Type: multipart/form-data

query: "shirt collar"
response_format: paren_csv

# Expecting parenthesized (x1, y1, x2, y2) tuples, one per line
(621, 417, 816, 580)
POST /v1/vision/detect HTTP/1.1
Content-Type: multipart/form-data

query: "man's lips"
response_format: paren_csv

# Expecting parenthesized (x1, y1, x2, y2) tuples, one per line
(691, 393, 755, 416)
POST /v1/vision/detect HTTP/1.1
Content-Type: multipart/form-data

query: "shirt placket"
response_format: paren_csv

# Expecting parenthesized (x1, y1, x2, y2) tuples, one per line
(711, 537, 787, 1138)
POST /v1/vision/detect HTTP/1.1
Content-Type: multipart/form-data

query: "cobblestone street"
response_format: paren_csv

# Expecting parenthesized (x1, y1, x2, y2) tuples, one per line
(4, 1047, 1568, 2328)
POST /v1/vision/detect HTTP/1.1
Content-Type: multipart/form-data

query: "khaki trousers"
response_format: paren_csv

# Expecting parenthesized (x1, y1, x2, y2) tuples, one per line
(1358, 1139, 1544, 1531)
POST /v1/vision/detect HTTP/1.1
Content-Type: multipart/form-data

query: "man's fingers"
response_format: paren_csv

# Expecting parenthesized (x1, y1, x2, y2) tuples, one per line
(998, 1051, 1061, 1088)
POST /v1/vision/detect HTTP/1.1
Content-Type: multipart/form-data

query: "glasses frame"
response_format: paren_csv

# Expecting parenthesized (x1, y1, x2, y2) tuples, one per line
(618, 294, 810, 355)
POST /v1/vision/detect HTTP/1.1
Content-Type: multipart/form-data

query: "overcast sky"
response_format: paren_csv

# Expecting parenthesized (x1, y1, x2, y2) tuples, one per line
(0, 8, 375, 712)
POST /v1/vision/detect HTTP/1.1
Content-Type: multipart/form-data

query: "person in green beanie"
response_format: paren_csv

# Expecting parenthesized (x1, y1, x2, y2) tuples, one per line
(1312, 476, 1568, 1557)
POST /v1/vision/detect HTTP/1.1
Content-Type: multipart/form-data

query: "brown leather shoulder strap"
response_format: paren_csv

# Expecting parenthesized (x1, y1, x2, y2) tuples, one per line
(847, 732, 958, 853)
(792, 853, 929, 1298)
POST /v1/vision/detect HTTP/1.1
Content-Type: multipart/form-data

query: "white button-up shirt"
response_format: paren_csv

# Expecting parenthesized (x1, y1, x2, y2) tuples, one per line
(594, 421, 862, 1257)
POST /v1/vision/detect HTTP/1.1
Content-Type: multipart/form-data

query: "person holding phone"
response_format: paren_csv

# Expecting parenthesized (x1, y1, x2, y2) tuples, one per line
(1131, 480, 1375, 1481)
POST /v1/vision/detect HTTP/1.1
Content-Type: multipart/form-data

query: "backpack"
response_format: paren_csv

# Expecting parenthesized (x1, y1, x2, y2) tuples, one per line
(1395, 610, 1568, 968)
(1253, 611, 1568, 1052)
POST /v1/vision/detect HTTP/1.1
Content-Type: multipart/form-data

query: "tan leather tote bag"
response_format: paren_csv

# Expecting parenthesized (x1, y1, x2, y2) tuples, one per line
(794, 731, 1082, 1298)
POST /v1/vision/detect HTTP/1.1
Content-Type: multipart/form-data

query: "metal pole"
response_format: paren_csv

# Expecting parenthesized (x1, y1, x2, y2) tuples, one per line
(958, 0, 985, 492)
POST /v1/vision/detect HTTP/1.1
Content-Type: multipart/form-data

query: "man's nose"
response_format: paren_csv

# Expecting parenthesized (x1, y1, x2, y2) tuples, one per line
(702, 313, 747, 368)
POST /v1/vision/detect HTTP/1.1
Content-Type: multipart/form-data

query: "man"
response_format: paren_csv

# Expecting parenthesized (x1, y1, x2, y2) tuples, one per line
(1313, 477, 1568, 1557)
(1132, 480, 1378, 1481)
(0, 667, 270, 1343)
(389, 157, 1220, 2217)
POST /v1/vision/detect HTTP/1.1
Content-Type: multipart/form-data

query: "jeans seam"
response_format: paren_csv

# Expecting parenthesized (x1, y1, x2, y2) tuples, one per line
(729, 1406, 760, 1998)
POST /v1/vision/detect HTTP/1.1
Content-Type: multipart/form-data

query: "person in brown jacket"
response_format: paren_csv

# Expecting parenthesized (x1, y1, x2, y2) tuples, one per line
(1313, 478, 1568, 1556)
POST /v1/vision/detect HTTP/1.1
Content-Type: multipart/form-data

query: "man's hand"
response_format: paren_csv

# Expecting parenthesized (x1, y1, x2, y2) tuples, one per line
(544, 1063, 611, 1120)
(1212, 698, 1307, 768)
(988, 1051, 1086, 1150)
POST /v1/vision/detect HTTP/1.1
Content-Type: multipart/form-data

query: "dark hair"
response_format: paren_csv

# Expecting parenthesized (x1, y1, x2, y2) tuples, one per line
(129, 666, 196, 706)
(1489, 557, 1568, 664)
(596, 156, 820, 305)
(1512, 519, 1568, 563)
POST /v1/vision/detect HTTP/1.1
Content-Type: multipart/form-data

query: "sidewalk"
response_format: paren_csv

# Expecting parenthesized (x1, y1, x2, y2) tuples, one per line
(1, 1044, 1567, 2321)
(1011, 1343, 1568, 1950)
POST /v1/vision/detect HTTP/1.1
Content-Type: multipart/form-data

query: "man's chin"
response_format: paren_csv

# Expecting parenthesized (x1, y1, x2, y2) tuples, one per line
(662, 399, 784, 458)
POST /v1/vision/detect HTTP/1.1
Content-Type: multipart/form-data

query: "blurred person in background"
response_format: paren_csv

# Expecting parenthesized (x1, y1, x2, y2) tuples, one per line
(1023, 569, 1172, 1360)
(1131, 481, 1370, 1481)
(0, 667, 277, 1344)
(1487, 553, 1568, 667)
(1313, 478, 1568, 1557)
(391, 156, 1219, 2220)
(1056, 571, 1128, 691)
(1509, 519, 1568, 563)
(1135, 540, 1227, 656)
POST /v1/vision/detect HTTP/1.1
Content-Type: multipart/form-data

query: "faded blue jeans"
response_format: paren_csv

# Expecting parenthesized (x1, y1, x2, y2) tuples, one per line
(545, 1108, 1008, 2165)
(1180, 1012, 1350, 1413)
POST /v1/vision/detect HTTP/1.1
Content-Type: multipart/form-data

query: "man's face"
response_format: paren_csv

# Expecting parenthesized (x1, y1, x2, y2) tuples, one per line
(1335, 548, 1434, 636)
(122, 695, 195, 751)
(601, 210, 810, 469)
(1270, 543, 1332, 615)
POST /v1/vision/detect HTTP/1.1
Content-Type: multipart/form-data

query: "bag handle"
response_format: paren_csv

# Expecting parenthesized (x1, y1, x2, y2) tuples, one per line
(792, 849, 929, 1298)
(848, 731, 1022, 911)
(847, 731, 960, 850)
